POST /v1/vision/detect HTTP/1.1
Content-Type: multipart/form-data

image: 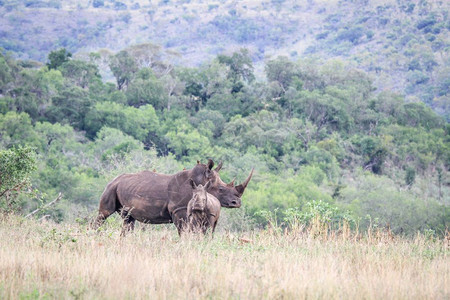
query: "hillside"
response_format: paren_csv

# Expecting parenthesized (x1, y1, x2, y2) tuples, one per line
(0, 0, 449, 118)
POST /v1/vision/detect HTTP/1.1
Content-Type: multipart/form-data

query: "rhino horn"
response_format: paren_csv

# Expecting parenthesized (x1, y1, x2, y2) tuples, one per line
(227, 178, 236, 187)
(235, 168, 254, 195)
(214, 161, 223, 172)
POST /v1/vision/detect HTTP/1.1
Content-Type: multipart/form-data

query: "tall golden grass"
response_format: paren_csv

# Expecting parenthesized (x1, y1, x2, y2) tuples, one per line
(0, 214, 448, 299)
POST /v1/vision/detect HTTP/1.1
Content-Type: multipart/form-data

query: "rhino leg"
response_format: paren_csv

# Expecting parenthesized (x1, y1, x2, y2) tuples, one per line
(92, 181, 121, 230)
(92, 208, 117, 230)
(209, 216, 218, 235)
(172, 209, 188, 236)
(120, 213, 135, 237)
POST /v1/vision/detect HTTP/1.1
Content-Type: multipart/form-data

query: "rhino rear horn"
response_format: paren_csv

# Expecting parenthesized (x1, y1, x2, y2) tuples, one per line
(215, 161, 223, 172)
(227, 177, 236, 187)
(235, 168, 254, 195)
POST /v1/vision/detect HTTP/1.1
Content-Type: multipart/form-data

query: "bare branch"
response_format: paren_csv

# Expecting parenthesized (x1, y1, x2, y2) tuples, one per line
(25, 192, 63, 218)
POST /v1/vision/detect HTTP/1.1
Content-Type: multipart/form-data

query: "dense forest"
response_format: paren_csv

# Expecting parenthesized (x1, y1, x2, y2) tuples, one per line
(1, 0, 449, 120)
(0, 43, 448, 236)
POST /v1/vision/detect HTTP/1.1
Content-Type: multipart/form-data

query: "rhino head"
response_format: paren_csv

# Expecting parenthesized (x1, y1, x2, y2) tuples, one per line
(206, 160, 254, 208)
(188, 179, 211, 212)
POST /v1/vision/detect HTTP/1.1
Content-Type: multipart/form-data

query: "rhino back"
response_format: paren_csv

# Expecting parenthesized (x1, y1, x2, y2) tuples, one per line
(115, 171, 173, 223)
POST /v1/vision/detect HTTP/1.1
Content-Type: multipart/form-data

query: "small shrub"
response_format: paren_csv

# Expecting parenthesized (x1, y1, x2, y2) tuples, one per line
(416, 17, 436, 30)
(405, 166, 416, 186)
(0, 146, 37, 213)
(93, 0, 104, 8)
(335, 26, 365, 44)
(114, 1, 127, 10)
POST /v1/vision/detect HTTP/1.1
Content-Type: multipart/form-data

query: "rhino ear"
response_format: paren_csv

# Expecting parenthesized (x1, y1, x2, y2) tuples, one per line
(207, 159, 214, 170)
(189, 178, 197, 189)
(197, 160, 200, 164)
(204, 180, 212, 190)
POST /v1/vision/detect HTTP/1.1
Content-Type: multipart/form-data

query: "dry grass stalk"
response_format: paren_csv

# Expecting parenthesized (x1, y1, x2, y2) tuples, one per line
(0, 215, 448, 299)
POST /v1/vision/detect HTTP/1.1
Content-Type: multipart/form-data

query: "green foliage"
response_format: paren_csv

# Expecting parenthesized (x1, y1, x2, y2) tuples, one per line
(92, 0, 104, 8)
(244, 171, 332, 224)
(335, 26, 365, 44)
(109, 50, 138, 90)
(405, 166, 416, 186)
(0, 146, 36, 213)
(0, 112, 38, 147)
(338, 173, 447, 235)
(217, 48, 255, 92)
(47, 48, 72, 70)
(0, 44, 447, 236)
(265, 56, 295, 91)
(84, 102, 159, 142)
(45, 85, 91, 129)
(284, 200, 356, 228)
(59, 60, 100, 89)
(126, 69, 168, 110)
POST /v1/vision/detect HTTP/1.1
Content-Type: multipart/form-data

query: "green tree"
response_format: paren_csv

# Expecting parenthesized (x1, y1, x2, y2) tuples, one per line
(45, 86, 91, 130)
(59, 60, 101, 89)
(405, 166, 416, 187)
(0, 146, 36, 213)
(109, 50, 138, 90)
(0, 112, 38, 147)
(0, 53, 13, 95)
(84, 102, 159, 142)
(47, 48, 72, 70)
(217, 48, 255, 93)
(265, 56, 296, 92)
(126, 68, 168, 110)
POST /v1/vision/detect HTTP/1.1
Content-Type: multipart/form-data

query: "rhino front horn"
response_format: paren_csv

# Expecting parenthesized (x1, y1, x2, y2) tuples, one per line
(236, 168, 254, 195)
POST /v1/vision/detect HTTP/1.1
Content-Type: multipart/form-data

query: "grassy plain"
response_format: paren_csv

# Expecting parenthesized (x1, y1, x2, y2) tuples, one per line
(0, 215, 448, 299)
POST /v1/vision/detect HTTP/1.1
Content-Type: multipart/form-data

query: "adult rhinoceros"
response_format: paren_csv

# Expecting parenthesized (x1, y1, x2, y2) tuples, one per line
(93, 159, 253, 235)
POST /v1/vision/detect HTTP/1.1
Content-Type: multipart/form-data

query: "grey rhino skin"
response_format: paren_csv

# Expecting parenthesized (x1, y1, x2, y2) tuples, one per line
(93, 159, 253, 235)
(186, 180, 221, 234)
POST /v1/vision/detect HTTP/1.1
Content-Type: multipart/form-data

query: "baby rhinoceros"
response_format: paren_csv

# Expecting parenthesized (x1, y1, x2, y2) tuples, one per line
(186, 180, 221, 235)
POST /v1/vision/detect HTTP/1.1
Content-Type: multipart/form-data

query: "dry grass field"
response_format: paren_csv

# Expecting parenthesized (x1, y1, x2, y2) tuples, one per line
(0, 215, 448, 299)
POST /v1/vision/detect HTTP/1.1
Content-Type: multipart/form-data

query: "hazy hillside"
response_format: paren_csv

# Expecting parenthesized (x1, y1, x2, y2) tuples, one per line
(0, 0, 449, 118)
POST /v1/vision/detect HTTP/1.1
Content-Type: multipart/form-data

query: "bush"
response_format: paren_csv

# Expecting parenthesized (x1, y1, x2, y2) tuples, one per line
(416, 17, 436, 30)
(92, 0, 104, 8)
(339, 174, 446, 235)
(0, 146, 36, 213)
(114, 2, 127, 10)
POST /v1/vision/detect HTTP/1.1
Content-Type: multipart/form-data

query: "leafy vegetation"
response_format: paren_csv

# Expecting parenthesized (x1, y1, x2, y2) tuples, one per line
(0, 0, 448, 119)
(0, 146, 36, 213)
(0, 44, 448, 235)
